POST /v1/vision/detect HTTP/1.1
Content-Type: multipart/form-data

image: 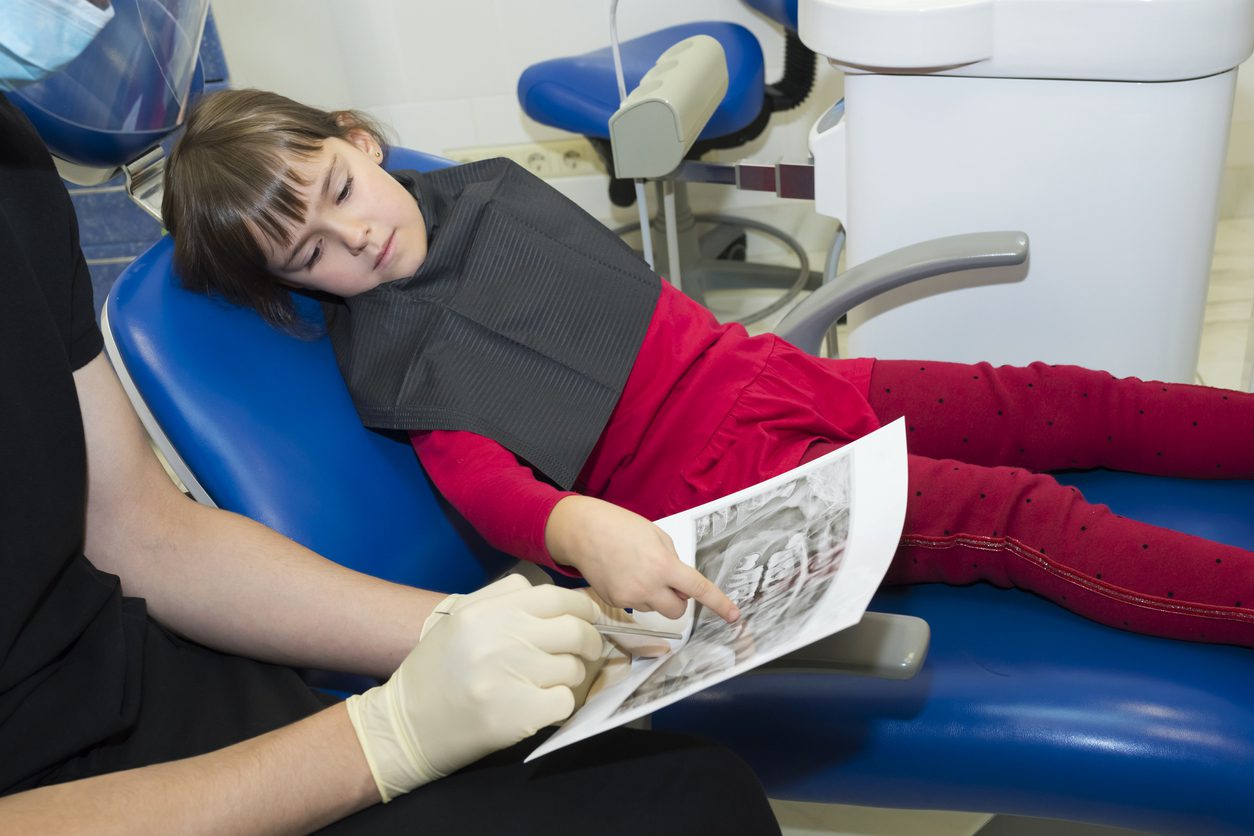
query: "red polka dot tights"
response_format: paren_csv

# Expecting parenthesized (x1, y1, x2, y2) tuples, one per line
(866, 360, 1254, 647)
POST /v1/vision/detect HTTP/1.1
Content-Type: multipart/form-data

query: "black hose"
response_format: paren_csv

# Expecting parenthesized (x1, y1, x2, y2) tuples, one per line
(765, 30, 817, 113)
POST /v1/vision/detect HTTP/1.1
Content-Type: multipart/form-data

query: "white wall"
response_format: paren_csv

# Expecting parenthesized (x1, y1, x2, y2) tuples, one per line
(1225, 60, 1254, 218)
(208, 0, 842, 248)
(208, 0, 831, 148)
(209, 0, 1254, 237)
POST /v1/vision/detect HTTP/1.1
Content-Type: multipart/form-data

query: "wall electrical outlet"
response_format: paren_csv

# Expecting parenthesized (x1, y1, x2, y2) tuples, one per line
(443, 139, 606, 179)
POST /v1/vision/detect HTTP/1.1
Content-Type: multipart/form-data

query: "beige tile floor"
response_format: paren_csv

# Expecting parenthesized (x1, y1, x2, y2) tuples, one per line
(706, 216, 1254, 836)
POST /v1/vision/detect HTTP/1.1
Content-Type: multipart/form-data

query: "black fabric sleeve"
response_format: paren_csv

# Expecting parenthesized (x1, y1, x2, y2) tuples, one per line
(62, 183, 103, 371)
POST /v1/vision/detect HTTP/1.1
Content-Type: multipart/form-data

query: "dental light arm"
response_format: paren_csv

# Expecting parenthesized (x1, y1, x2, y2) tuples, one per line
(608, 35, 729, 180)
(609, 0, 655, 268)
(607, 31, 729, 291)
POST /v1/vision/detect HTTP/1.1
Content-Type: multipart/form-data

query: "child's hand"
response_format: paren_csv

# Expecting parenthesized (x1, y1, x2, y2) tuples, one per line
(546, 495, 740, 623)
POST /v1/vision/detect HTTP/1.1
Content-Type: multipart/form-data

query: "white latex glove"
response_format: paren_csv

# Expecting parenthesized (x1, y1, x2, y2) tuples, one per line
(418, 573, 532, 640)
(420, 580, 665, 718)
(346, 583, 604, 801)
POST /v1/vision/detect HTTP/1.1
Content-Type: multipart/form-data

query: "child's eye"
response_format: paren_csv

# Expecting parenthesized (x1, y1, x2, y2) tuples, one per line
(304, 241, 323, 271)
(337, 176, 353, 204)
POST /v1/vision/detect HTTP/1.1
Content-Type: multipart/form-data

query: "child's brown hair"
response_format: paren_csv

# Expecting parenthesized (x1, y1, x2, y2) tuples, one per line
(162, 88, 387, 331)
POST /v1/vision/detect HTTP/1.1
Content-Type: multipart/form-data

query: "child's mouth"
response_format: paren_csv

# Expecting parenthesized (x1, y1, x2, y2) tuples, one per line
(374, 231, 395, 271)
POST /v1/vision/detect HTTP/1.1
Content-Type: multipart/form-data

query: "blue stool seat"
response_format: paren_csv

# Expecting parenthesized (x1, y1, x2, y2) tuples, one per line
(743, 0, 799, 31)
(517, 21, 765, 143)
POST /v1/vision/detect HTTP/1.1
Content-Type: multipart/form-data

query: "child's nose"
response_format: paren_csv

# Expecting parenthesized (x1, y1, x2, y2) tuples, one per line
(337, 221, 369, 254)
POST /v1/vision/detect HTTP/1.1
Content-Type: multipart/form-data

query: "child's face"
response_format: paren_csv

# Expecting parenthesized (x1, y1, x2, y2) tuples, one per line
(260, 131, 428, 297)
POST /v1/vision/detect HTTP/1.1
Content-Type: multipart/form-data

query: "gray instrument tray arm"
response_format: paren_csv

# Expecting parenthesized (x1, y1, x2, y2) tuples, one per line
(777, 231, 1031, 356)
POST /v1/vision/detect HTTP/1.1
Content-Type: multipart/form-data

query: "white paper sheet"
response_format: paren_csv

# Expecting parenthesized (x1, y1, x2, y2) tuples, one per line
(526, 418, 908, 762)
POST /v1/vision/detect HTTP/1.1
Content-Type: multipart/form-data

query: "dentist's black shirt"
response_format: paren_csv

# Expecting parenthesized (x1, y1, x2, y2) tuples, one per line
(0, 93, 127, 793)
(0, 95, 321, 795)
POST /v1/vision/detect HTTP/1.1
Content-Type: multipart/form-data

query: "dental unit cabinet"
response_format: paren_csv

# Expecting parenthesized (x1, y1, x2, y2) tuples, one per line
(802, 0, 1254, 382)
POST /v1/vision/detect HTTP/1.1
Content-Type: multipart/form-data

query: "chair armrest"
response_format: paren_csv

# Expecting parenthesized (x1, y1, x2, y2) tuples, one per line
(775, 231, 1030, 354)
(754, 611, 929, 680)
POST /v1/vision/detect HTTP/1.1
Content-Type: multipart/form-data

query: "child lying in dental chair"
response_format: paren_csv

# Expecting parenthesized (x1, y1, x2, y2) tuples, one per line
(165, 88, 1254, 648)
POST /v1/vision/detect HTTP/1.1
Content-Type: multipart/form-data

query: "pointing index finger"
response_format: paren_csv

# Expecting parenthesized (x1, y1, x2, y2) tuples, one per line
(670, 565, 740, 623)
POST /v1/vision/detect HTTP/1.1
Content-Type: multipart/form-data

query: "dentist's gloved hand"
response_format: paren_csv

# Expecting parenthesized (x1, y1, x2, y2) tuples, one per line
(417, 573, 532, 640)
(418, 577, 668, 715)
(346, 581, 604, 802)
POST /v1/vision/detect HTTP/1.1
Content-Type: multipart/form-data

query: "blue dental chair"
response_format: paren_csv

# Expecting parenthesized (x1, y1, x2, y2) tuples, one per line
(103, 147, 1254, 835)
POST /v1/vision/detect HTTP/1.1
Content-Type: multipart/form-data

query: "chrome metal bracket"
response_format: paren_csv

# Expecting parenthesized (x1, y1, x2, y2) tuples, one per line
(123, 145, 167, 223)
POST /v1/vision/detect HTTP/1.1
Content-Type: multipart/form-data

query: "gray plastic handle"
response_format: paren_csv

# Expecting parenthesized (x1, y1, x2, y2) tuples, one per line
(776, 231, 1030, 355)
(755, 611, 930, 680)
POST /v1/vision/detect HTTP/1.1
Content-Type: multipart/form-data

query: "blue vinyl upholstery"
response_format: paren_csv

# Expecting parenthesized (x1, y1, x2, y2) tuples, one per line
(517, 22, 764, 140)
(105, 147, 1254, 834)
(656, 474, 1254, 834)
(742, 0, 799, 31)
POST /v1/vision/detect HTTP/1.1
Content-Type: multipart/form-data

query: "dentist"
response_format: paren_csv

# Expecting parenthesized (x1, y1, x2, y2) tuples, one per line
(0, 2, 780, 833)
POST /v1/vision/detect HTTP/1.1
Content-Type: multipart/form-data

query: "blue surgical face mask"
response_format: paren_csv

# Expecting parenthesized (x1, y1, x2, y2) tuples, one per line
(0, 0, 116, 92)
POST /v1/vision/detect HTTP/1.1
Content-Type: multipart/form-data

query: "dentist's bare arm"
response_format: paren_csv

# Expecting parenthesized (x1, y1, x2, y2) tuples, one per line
(0, 583, 605, 834)
(75, 351, 438, 678)
(0, 703, 377, 836)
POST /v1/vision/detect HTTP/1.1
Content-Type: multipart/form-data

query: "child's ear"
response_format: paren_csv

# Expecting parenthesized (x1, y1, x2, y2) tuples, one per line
(346, 127, 382, 163)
